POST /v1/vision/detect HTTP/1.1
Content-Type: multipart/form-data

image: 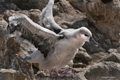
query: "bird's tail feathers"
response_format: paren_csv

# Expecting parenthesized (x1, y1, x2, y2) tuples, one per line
(24, 56, 32, 61)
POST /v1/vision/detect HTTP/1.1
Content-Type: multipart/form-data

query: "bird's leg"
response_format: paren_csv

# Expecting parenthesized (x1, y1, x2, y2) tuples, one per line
(57, 69, 72, 77)
(49, 69, 53, 77)
(55, 69, 60, 76)
(49, 69, 60, 77)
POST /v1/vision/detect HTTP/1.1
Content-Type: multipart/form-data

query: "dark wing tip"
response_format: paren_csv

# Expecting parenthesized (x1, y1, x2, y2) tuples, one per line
(53, 28, 62, 34)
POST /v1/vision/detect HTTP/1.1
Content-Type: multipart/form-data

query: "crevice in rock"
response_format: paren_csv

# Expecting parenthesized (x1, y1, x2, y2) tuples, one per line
(101, 0, 113, 4)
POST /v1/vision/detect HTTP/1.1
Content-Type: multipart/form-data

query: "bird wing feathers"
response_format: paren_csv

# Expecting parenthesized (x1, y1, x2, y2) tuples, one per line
(40, 0, 62, 33)
(8, 14, 59, 58)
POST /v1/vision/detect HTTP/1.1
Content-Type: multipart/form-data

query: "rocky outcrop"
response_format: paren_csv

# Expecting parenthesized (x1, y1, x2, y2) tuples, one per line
(74, 47, 92, 65)
(0, 0, 19, 13)
(0, 69, 26, 80)
(0, 18, 7, 53)
(84, 0, 120, 47)
(0, 0, 119, 80)
(67, 0, 85, 12)
(85, 62, 120, 80)
(0, 36, 36, 80)
(54, 0, 85, 27)
(3, 9, 41, 23)
(101, 53, 120, 63)
(11, 0, 48, 10)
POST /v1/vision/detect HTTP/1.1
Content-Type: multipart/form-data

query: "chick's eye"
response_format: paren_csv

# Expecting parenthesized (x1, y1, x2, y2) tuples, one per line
(85, 34, 88, 37)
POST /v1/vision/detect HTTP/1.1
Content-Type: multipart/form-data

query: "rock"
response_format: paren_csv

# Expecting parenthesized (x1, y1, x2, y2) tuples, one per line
(85, 21, 111, 50)
(0, 18, 8, 58)
(11, 0, 48, 10)
(101, 53, 120, 63)
(36, 76, 82, 80)
(73, 63, 87, 68)
(74, 47, 92, 64)
(0, 18, 7, 48)
(117, 47, 120, 53)
(66, 60, 74, 67)
(6, 37, 20, 54)
(14, 50, 35, 80)
(67, 0, 85, 12)
(85, 62, 120, 80)
(62, 18, 88, 29)
(84, 0, 120, 47)
(19, 38, 36, 54)
(3, 9, 41, 24)
(35, 71, 46, 77)
(91, 52, 108, 63)
(54, 0, 86, 28)
(0, 69, 26, 80)
(35, 68, 84, 79)
(0, 0, 19, 13)
(73, 68, 87, 80)
(0, 24, 36, 80)
(83, 42, 105, 53)
(108, 48, 118, 53)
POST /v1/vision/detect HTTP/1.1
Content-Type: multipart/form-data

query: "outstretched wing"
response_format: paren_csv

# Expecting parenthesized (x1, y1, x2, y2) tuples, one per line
(40, 0, 62, 33)
(8, 14, 59, 58)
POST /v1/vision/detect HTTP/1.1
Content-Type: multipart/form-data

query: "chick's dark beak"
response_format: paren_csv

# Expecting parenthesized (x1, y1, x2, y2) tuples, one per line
(90, 37, 99, 47)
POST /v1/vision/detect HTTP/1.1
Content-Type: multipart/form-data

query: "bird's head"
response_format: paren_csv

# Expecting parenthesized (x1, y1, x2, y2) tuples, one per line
(77, 27, 99, 47)
(79, 27, 92, 42)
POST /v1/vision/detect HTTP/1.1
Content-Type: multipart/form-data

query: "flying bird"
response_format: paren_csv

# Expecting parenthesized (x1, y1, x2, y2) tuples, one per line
(7, 0, 98, 77)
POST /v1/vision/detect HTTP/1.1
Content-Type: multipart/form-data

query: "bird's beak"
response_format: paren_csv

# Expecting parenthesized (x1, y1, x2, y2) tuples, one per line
(89, 37, 99, 47)
(24, 56, 31, 61)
